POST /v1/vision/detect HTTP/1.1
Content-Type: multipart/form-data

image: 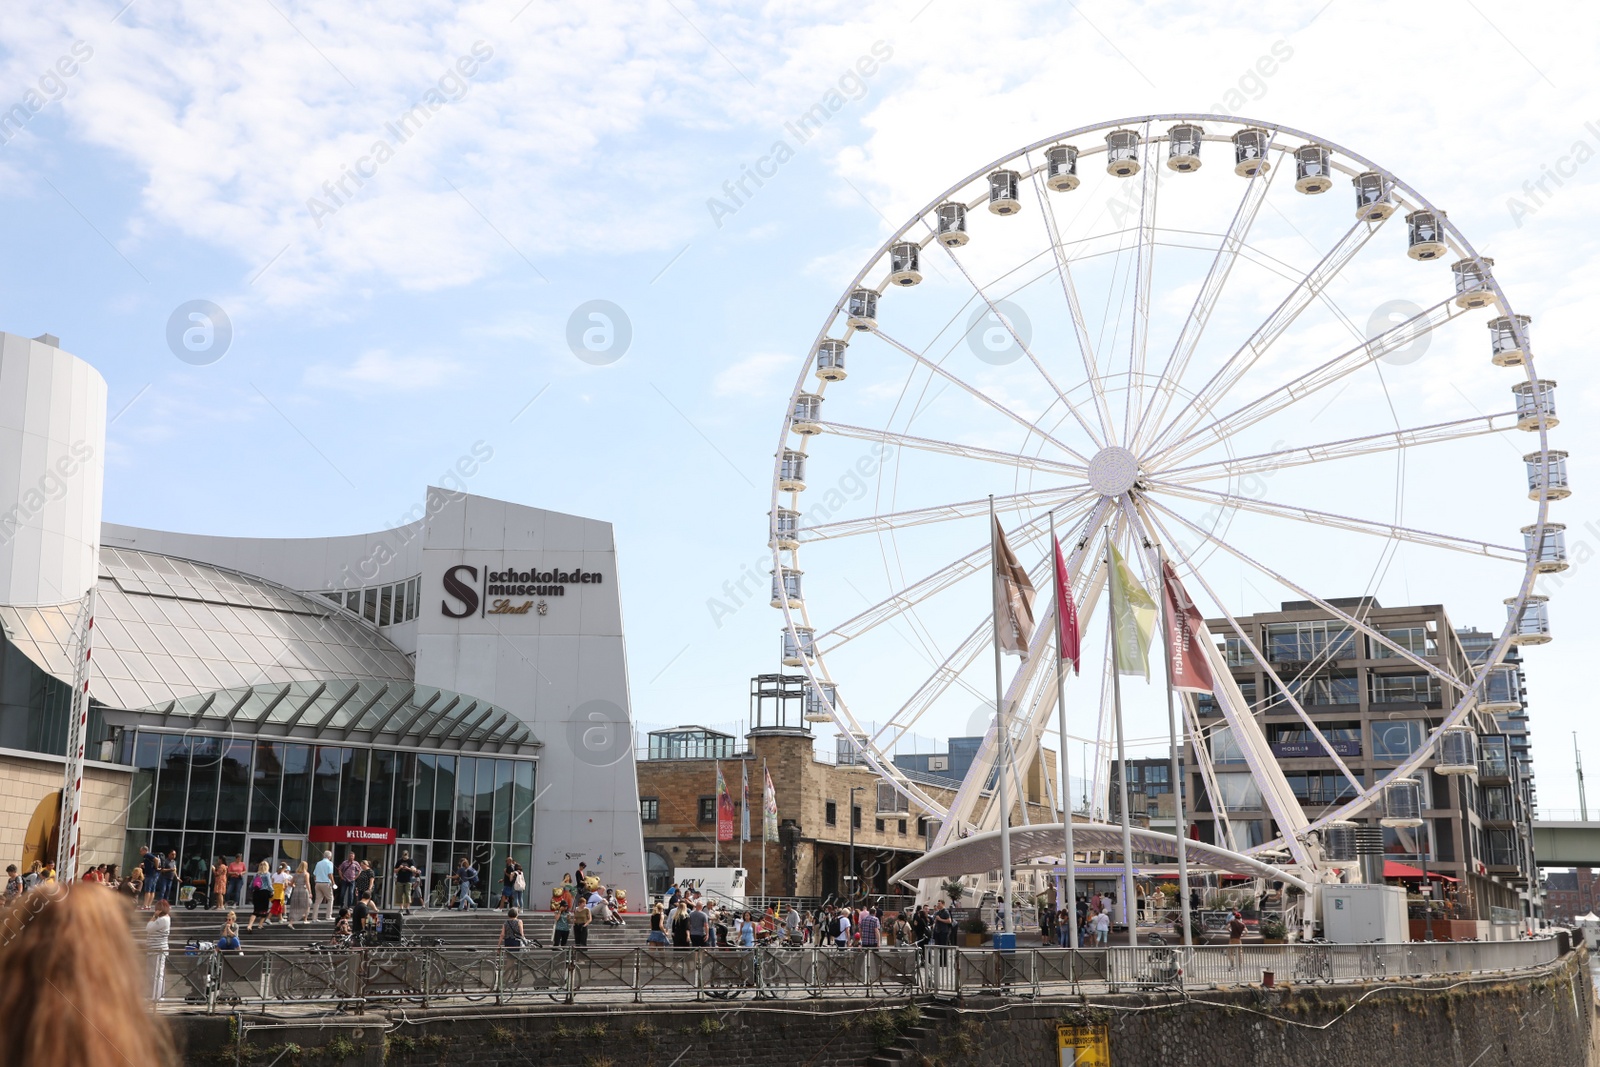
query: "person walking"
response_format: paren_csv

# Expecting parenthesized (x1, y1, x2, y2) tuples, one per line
(500, 907, 526, 949)
(227, 854, 247, 907)
(858, 907, 880, 949)
(210, 858, 227, 909)
(312, 851, 336, 921)
(552, 903, 572, 947)
(647, 902, 668, 951)
(571, 897, 591, 948)
(270, 863, 291, 924)
(500, 858, 518, 909)
(291, 861, 312, 925)
(670, 901, 690, 949)
(393, 852, 419, 913)
(337, 852, 361, 909)
(454, 858, 478, 909)
(146, 899, 172, 1001)
(687, 901, 710, 948)
(1227, 911, 1246, 969)
(834, 907, 852, 949)
(136, 847, 157, 909)
(246, 862, 273, 931)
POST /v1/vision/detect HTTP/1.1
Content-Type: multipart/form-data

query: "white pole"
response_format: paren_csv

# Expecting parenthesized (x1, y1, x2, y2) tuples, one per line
(1052, 510, 1078, 949)
(1108, 526, 1138, 948)
(1156, 545, 1193, 948)
(991, 496, 1014, 942)
(762, 759, 768, 902)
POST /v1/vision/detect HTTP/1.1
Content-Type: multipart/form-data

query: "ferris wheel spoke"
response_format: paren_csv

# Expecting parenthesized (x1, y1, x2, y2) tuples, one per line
(1151, 296, 1465, 469)
(1135, 502, 1364, 787)
(810, 420, 1086, 480)
(799, 484, 1087, 543)
(1144, 497, 1473, 689)
(1027, 164, 1116, 440)
(1146, 212, 1394, 457)
(815, 497, 1104, 651)
(869, 327, 1094, 464)
(1154, 410, 1524, 485)
(1132, 140, 1281, 451)
(920, 236, 1108, 451)
(1122, 125, 1161, 443)
(1144, 480, 1525, 562)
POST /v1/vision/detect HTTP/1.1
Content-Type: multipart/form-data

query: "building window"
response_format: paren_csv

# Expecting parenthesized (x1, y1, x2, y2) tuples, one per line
(1370, 673, 1441, 705)
(898, 819, 907, 835)
(875, 818, 885, 833)
(698, 797, 716, 822)
(852, 805, 862, 830)
(1265, 620, 1355, 663)
(648, 728, 736, 760)
(825, 801, 837, 826)
(640, 798, 659, 823)
(1371, 720, 1426, 761)
(1370, 627, 1437, 659)
(1221, 635, 1258, 667)
(916, 816, 927, 836)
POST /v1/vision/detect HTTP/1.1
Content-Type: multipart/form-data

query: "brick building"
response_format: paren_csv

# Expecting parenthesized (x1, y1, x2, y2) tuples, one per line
(634, 675, 1056, 902)
(1544, 868, 1600, 923)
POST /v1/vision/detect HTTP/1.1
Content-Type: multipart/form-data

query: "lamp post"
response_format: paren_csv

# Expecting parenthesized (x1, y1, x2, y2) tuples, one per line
(848, 785, 861, 907)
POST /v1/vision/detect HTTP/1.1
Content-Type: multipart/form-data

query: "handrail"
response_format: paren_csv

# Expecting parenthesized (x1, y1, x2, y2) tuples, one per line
(150, 936, 1565, 1011)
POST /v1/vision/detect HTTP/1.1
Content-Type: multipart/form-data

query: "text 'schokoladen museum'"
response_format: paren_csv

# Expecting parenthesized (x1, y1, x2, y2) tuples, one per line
(0, 331, 646, 905)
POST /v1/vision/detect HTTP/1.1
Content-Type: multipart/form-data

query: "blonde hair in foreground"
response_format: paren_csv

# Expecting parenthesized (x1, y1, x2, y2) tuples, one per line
(0, 883, 175, 1066)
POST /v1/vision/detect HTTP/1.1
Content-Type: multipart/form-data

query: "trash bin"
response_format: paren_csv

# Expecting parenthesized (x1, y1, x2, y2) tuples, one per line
(992, 932, 1016, 952)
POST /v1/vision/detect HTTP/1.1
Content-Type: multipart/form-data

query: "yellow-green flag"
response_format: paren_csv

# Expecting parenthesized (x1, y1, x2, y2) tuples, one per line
(1109, 543, 1157, 679)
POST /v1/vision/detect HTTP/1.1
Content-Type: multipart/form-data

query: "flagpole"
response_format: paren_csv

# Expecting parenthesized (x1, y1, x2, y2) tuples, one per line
(990, 496, 1014, 941)
(762, 759, 769, 902)
(740, 757, 747, 877)
(1107, 524, 1139, 949)
(1156, 545, 1194, 949)
(1052, 509, 1078, 949)
(714, 760, 720, 869)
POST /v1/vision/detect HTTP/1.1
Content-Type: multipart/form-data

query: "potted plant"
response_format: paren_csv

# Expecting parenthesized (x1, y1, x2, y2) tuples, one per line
(960, 915, 989, 948)
(1259, 917, 1287, 944)
(941, 879, 967, 905)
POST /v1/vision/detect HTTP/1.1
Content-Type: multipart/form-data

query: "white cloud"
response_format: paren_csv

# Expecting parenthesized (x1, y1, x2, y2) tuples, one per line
(712, 352, 797, 399)
(303, 348, 460, 392)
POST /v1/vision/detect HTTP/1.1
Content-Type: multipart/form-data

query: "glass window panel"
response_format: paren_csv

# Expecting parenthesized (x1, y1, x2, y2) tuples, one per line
(129, 731, 159, 829)
(414, 754, 436, 839)
(433, 756, 455, 839)
(154, 735, 190, 827)
(345, 590, 361, 613)
(474, 759, 494, 841)
(512, 761, 535, 843)
(368, 749, 397, 830)
(390, 752, 418, 837)
(494, 761, 513, 843)
(379, 585, 395, 626)
(180, 833, 213, 893)
(311, 746, 343, 826)
(279, 743, 313, 835)
(215, 832, 245, 873)
(215, 739, 252, 833)
(251, 742, 284, 833)
(1210, 725, 1246, 764)
(339, 748, 367, 825)
(456, 757, 477, 839)
(1370, 719, 1426, 760)
(186, 735, 223, 829)
(1216, 772, 1263, 809)
(362, 588, 378, 623)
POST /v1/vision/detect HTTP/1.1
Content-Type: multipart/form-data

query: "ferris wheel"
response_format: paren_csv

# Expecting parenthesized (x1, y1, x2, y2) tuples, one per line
(768, 114, 1563, 869)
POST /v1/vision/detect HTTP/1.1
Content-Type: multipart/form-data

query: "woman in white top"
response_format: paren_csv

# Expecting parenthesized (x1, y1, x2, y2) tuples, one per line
(146, 899, 172, 1000)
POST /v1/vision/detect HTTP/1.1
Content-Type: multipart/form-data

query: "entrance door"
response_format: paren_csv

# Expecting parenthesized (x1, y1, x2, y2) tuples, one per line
(396, 842, 429, 909)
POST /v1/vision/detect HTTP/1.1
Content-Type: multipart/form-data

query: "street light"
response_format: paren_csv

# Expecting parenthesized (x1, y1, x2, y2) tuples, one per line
(848, 785, 861, 907)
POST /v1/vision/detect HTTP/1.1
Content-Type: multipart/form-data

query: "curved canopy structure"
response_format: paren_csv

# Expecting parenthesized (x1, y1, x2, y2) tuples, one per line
(895, 821, 1312, 893)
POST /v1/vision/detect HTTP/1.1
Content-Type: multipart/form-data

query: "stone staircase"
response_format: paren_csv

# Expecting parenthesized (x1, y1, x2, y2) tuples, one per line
(864, 1002, 957, 1067)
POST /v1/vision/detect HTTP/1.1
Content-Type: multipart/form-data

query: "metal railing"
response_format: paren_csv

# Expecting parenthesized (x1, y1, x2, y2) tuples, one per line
(148, 937, 1563, 1011)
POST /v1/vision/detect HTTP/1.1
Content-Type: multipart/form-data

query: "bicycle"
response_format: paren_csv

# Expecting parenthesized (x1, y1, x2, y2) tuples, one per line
(1292, 943, 1333, 984)
(1361, 938, 1388, 979)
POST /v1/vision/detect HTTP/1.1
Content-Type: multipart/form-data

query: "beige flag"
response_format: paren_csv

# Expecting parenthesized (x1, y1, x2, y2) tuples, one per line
(992, 515, 1036, 656)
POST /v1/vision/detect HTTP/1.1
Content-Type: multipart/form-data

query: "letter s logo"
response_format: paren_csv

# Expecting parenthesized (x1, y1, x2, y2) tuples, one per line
(441, 564, 479, 618)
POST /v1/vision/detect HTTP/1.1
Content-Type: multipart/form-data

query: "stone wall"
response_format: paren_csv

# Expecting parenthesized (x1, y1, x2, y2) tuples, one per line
(173, 948, 1600, 1067)
(0, 749, 132, 872)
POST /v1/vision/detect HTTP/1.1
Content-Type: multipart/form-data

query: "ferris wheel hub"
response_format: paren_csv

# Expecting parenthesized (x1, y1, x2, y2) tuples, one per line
(1087, 446, 1141, 497)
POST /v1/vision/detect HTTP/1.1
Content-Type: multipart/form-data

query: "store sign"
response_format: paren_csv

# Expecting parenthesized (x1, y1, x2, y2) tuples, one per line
(440, 563, 605, 619)
(309, 825, 397, 845)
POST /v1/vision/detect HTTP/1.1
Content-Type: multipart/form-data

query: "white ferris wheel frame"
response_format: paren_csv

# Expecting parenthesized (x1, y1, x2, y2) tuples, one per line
(768, 113, 1556, 871)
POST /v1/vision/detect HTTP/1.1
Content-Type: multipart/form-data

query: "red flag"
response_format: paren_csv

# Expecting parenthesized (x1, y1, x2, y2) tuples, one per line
(716, 762, 735, 843)
(1160, 561, 1216, 693)
(1052, 536, 1080, 674)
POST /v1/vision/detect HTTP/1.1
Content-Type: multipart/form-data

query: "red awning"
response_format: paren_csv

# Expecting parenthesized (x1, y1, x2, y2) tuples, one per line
(1383, 861, 1427, 879)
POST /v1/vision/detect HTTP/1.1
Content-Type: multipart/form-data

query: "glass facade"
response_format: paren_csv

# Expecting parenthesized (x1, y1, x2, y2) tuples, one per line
(646, 727, 735, 760)
(121, 728, 536, 907)
(318, 576, 422, 628)
(1265, 620, 1355, 663)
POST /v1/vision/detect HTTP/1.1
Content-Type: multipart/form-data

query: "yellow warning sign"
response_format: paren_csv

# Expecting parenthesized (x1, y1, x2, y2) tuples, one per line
(1056, 1024, 1110, 1066)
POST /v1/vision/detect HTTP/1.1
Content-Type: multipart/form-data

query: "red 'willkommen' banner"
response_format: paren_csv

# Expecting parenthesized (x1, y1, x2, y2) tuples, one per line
(1160, 561, 1216, 694)
(715, 762, 735, 842)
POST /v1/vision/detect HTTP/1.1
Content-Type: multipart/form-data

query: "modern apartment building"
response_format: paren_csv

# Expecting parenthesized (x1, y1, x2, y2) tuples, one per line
(1186, 597, 1539, 925)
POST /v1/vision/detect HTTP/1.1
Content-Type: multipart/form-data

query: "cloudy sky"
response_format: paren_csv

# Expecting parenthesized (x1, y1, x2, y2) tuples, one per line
(1, 1, 1596, 815)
